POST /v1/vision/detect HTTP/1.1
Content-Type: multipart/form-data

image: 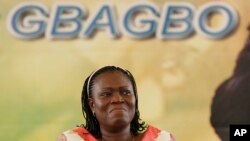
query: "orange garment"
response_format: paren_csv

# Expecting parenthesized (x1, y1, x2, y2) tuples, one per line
(58, 125, 175, 141)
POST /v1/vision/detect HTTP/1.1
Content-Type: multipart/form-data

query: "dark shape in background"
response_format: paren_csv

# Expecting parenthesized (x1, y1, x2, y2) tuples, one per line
(210, 26, 250, 141)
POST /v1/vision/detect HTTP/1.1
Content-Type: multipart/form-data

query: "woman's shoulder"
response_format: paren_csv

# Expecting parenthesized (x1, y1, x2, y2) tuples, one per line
(57, 125, 175, 141)
(141, 125, 176, 141)
(56, 127, 97, 141)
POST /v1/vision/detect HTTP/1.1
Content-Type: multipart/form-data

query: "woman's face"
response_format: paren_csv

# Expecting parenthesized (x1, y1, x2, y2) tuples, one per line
(89, 71, 136, 130)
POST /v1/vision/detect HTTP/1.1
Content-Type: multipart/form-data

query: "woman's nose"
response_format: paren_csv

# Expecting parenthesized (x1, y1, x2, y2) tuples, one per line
(111, 92, 124, 103)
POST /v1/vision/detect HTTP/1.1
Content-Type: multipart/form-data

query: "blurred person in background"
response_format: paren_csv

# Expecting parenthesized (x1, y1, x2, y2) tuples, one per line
(211, 26, 250, 141)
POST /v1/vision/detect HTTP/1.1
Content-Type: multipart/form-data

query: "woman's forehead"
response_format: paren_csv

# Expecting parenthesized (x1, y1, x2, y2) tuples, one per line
(93, 71, 131, 85)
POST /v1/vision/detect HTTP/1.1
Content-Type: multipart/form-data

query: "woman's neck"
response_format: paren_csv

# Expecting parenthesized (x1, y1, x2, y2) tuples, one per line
(100, 125, 134, 141)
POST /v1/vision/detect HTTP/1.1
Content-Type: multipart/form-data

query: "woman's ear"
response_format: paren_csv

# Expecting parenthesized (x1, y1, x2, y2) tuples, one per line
(88, 98, 95, 112)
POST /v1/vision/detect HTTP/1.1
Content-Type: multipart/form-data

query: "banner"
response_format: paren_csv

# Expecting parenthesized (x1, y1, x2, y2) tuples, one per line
(0, 0, 249, 140)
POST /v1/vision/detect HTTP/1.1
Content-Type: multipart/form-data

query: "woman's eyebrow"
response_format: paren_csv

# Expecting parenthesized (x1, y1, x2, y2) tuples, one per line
(100, 87, 112, 90)
(119, 86, 130, 88)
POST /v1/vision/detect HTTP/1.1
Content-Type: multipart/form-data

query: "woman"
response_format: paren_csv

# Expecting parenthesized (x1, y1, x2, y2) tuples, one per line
(57, 66, 175, 141)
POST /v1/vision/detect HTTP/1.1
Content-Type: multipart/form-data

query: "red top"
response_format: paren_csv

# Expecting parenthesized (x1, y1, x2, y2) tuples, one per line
(58, 125, 175, 141)
(73, 126, 169, 141)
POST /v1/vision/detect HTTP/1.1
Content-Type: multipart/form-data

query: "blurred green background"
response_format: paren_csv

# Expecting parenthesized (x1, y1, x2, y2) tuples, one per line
(1, 0, 250, 140)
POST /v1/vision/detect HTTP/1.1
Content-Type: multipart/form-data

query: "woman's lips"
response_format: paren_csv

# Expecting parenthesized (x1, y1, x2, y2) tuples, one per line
(110, 108, 126, 113)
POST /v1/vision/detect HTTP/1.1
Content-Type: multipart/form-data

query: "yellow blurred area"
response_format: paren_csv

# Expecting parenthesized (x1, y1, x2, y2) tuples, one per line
(0, 0, 250, 141)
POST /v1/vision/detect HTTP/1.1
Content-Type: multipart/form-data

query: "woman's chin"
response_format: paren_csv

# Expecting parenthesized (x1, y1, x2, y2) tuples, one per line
(109, 117, 130, 128)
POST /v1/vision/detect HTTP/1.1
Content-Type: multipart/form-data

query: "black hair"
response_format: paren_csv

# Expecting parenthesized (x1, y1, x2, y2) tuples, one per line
(81, 66, 147, 138)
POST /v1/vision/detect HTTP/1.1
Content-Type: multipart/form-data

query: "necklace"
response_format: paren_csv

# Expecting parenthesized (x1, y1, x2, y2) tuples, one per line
(101, 134, 134, 141)
(131, 134, 135, 141)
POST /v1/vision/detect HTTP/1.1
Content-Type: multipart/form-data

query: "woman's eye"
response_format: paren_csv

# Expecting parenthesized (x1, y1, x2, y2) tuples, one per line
(100, 92, 111, 96)
(121, 90, 131, 95)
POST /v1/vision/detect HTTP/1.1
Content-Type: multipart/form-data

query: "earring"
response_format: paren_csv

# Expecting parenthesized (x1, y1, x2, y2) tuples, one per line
(93, 111, 95, 116)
